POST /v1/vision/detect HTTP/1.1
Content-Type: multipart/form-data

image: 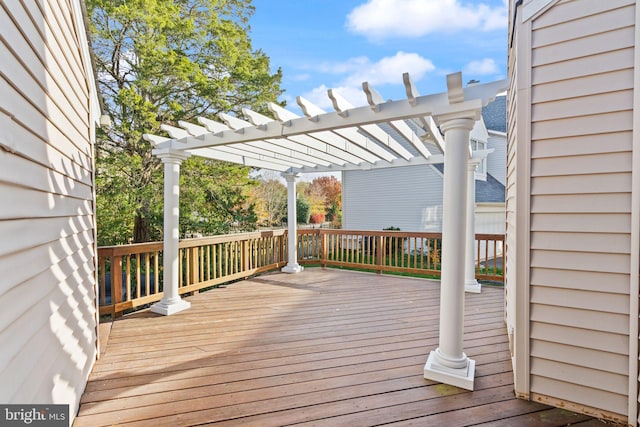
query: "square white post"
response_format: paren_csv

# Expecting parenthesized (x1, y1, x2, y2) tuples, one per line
(424, 114, 478, 391)
(465, 159, 482, 293)
(282, 172, 303, 273)
(151, 150, 191, 315)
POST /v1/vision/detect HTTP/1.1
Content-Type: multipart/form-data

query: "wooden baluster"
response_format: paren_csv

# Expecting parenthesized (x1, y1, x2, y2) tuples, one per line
(205, 245, 210, 281)
(99, 256, 106, 306)
(477, 236, 482, 276)
(154, 251, 159, 294)
(376, 235, 383, 274)
(200, 246, 204, 281)
(145, 253, 150, 297)
(135, 253, 141, 299)
(178, 248, 183, 287)
(190, 247, 199, 293)
(125, 255, 131, 303)
(321, 231, 327, 268)
(185, 247, 190, 286)
(241, 240, 248, 272)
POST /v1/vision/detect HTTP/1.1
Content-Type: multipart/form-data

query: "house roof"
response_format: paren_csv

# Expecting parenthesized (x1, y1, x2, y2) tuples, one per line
(481, 95, 506, 133)
(476, 173, 506, 203)
(432, 163, 505, 203)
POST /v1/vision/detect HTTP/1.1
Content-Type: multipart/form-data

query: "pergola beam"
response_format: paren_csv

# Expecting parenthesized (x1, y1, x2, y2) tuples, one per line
(327, 90, 414, 161)
(148, 79, 505, 154)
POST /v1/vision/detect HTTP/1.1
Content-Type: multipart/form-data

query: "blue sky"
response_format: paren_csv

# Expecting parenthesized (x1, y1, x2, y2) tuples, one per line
(249, 0, 508, 114)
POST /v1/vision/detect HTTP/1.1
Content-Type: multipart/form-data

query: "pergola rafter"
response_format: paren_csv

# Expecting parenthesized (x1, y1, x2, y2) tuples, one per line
(143, 71, 508, 394)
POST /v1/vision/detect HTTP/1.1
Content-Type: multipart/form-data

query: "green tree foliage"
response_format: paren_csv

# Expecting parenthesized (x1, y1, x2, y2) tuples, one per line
(87, 0, 283, 244)
(296, 196, 310, 224)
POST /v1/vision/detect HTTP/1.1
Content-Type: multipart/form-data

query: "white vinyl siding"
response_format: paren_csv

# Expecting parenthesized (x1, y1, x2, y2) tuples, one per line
(487, 131, 507, 186)
(342, 165, 444, 232)
(510, 0, 636, 421)
(0, 0, 98, 424)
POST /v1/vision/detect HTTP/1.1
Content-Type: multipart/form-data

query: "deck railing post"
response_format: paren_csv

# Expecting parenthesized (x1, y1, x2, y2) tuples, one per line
(321, 230, 328, 268)
(424, 90, 480, 391)
(376, 235, 384, 274)
(151, 149, 191, 315)
(112, 254, 123, 318)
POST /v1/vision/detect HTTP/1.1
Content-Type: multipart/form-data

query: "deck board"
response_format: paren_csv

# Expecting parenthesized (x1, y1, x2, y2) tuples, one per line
(75, 269, 595, 426)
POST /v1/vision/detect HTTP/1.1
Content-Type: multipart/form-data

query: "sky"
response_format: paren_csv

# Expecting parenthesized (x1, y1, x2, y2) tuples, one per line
(249, 0, 508, 115)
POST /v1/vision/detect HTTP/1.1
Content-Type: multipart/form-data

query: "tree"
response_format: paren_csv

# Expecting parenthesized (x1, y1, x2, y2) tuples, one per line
(180, 159, 258, 235)
(87, 0, 283, 244)
(296, 197, 310, 224)
(251, 179, 287, 226)
(306, 176, 342, 221)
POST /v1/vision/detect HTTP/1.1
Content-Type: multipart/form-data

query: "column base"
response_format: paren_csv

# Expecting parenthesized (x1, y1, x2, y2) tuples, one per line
(424, 350, 475, 391)
(281, 263, 304, 274)
(465, 279, 482, 293)
(150, 298, 191, 316)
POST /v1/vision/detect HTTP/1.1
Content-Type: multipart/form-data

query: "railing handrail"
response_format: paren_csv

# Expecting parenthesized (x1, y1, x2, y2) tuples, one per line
(179, 229, 287, 248)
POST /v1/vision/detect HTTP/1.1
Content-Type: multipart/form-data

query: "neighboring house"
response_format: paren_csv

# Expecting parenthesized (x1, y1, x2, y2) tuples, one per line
(507, 0, 639, 424)
(0, 1, 101, 425)
(342, 95, 507, 240)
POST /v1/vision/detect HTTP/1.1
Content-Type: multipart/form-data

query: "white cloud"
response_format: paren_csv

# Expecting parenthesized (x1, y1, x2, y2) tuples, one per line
(301, 51, 435, 109)
(346, 0, 507, 39)
(343, 52, 435, 86)
(463, 58, 499, 75)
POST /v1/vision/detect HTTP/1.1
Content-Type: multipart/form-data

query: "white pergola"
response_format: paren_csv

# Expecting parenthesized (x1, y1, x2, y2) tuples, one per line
(144, 72, 507, 391)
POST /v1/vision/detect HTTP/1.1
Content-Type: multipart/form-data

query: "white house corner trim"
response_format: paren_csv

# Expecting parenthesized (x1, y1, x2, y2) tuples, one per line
(522, 0, 561, 22)
(626, 2, 640, 423)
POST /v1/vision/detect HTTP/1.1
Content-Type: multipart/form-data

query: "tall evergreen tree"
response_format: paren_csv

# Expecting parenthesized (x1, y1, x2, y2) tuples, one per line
(87, 0, 283, 244)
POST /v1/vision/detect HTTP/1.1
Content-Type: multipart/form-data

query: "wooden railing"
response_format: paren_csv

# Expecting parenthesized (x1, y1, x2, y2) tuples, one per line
(297, 229, 504, 281)
(97, 230, 287, 318)
(97, 229, 504, 318)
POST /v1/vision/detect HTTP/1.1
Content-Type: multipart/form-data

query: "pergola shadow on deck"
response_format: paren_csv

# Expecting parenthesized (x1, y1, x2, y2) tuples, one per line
(76, 269, 594, 426)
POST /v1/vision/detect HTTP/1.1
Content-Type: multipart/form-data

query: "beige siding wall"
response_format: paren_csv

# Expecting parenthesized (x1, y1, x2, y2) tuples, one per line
(510, 0, 636, 421)
(0, 0, 98, 423)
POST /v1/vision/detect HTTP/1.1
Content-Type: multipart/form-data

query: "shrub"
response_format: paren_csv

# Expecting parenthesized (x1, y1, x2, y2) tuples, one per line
(296, 197, 310, 224)
(309, 212, 325, 224)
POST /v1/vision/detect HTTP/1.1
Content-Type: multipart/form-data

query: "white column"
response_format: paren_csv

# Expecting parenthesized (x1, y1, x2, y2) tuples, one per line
(424, 115, 477, 390)
(465, 159, 481, 293)
(151, 150, 191, 316)
(282, 172, 303, 273)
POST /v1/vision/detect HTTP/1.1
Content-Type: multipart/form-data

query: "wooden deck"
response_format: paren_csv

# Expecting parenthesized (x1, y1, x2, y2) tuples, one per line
(76, 269, 598, 426)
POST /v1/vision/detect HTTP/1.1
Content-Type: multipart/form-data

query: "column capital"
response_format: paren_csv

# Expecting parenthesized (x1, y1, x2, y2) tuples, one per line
(153, 148, 191, 164)
(438, 116, 478, 133)
(282, 172, 301, 183)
